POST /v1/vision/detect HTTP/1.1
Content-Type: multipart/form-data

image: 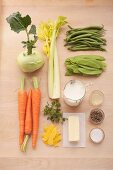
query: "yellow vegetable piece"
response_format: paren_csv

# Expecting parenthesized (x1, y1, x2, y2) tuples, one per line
(43, 140, 48, 145)
(42, 124, 55, 142)
(54, 135, 61, 142)
(44, 124, 54, 132)
(44, 127, 48, 132)
(53, 133, 61, 146)
(47, 127, 57, 145)
(42, 124, 61, 147)
(53, 138, 61, 146)
(54, 143, 60, 147)
(42, 137, 46, 142)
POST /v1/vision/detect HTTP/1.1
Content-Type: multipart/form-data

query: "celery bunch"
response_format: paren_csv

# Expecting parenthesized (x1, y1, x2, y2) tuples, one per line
(37, 16, 67, 99)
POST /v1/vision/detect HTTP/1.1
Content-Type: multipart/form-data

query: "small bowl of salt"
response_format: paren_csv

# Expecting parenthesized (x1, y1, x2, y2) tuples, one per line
(89, 128, 105, 144)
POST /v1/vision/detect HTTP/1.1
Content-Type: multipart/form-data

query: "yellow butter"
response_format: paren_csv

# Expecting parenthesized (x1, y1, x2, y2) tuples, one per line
(68, 116, 80, 142)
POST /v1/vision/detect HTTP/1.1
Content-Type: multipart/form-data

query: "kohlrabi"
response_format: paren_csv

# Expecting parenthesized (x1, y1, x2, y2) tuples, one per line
(6, 12, 44, 72)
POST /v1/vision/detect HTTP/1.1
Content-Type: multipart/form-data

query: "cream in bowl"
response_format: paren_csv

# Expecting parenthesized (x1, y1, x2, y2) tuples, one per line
(63, 80, 86, 106)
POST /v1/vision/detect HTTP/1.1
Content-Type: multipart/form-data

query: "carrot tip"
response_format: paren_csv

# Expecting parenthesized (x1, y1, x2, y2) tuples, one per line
(32, 145, 36, 149)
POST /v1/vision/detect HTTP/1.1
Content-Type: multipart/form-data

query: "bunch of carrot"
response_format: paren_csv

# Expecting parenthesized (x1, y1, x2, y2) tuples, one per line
(18, 77, 41, 152)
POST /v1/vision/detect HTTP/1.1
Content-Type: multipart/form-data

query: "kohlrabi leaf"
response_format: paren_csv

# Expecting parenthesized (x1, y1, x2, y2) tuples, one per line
(34, 35, 38, 42)
(21, 41, 27, 44)
(29, 25, 36, 34)
(6, 12, 31, 33)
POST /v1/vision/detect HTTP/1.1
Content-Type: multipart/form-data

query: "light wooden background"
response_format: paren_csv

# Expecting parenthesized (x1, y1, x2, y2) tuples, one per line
(0, 0, 113, 169)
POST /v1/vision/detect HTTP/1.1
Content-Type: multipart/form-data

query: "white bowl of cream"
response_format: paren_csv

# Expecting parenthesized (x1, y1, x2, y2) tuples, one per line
(63, 80, 86, 107)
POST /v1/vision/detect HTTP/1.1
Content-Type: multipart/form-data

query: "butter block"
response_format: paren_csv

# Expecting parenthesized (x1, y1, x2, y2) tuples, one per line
(68, 116, 80, 142)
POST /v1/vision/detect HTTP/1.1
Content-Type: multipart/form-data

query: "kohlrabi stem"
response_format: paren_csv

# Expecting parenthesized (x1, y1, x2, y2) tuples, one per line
(25, 28, 33, 55)
(25, 28, 30, 42)
(27, 46, 32, 55)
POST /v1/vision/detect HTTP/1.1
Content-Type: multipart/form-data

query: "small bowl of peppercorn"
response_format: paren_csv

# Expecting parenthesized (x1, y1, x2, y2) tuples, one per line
(89, 108, 105, 125)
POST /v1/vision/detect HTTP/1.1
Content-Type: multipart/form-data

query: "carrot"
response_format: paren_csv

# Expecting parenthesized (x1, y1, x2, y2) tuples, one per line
(21, 89, 32, 152)
(32, 77, 41, 148)
(25, 89, 32, 134)
(18, 77, 27, 146)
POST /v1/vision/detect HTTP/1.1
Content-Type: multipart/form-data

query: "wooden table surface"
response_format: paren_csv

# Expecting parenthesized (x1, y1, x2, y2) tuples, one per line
(0, 0, 113, 169)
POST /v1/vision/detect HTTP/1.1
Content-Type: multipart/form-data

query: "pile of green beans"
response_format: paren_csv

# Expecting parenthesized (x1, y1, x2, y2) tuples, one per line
(64, 25, 106, 51)
(65, 55, 106, 76)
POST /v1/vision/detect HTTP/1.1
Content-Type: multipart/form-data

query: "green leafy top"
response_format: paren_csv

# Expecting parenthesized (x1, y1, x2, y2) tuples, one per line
(55, 16, 67, 36)
(6, 12, 37, 55)
(44, 100, 66, 123)
(37, 16, 67, 57)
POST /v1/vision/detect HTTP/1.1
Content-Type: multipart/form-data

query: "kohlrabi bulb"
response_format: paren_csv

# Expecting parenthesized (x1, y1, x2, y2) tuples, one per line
(17, 50, 44, 72)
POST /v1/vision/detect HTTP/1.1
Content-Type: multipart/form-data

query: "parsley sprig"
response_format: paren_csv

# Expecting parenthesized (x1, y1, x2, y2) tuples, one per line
(44, 100, 66, 123)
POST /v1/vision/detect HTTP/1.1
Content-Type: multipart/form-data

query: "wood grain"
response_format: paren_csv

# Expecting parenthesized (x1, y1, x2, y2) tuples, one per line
(0, 0, 113, 169)
(0, 158, 113, 170)
(1, 0, 113, 6)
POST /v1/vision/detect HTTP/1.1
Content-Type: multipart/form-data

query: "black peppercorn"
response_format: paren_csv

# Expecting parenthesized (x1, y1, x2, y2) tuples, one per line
(89, 108, 105, 124)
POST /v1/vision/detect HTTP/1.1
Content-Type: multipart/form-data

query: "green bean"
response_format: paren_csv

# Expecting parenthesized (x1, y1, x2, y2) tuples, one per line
(65, 25, 106, 51)
(66, 31, 91, 39)
(75, 44, 89, 47)
(68, 25, 73, 29)
(83, 25, 104, 30)
(66, 29, 104, 36)
(66, 41, 106, 51)
(67, 41, 101, 48)
(68, 25, 104, 31)
(66, 38, 106, 46)
(65, 39, 106, 46)
(67, 31, 102, 40)
(79, 41, 92, 47)
(67, 44, 88, 48)
(68, 33, 92, 41)
(67, 34, 102, 42)
(85, 41, 104, 46)
(65, 40, 91, 46)
(66, 30, 103, 40)
(64, 40, 84, 46)
(91, 36, 106, 43)
(66, 37, 99, 43)
(68, 46, 105, 51)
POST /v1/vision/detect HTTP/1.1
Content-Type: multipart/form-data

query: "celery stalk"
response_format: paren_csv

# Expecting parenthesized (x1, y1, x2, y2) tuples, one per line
(38, 16, 67, 99)
(48, 30, 55, 98)
(53, 42, 60, 98)
(48, 29, 60, 99)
